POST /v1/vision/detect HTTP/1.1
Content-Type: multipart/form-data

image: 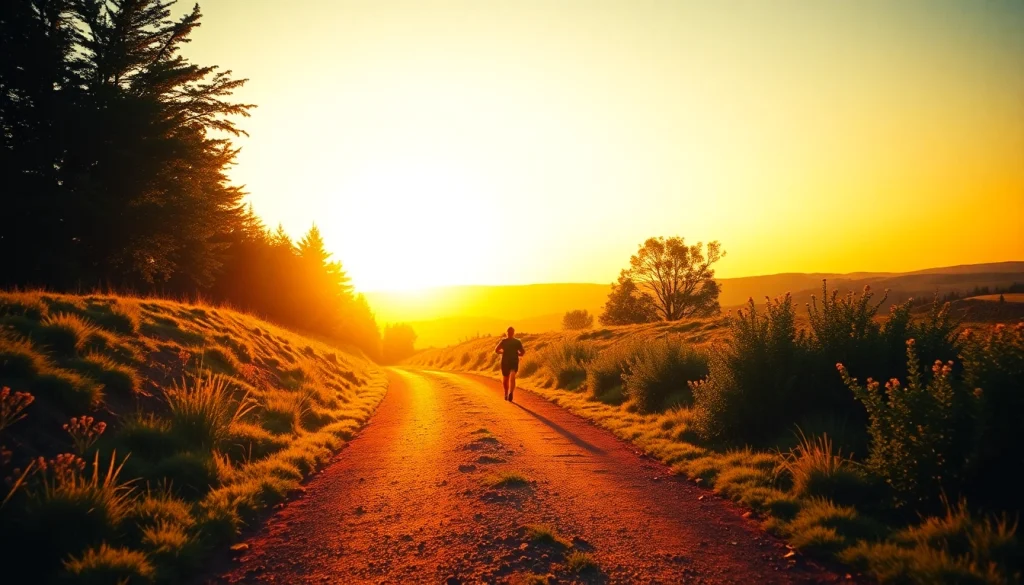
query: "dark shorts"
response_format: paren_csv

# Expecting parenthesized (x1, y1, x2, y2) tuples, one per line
(501, 362, 519, 376)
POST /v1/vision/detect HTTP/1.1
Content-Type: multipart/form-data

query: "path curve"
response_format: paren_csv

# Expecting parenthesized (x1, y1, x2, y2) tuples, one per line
(209, 369, 850, 584)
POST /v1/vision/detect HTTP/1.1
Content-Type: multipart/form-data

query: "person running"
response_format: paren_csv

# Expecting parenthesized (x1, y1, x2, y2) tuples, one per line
(494, 326, 525, 401)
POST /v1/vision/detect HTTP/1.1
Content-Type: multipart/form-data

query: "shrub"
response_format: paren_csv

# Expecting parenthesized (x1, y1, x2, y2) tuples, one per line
(584, 339, 643, 403)
(562, 309, 594, 330)
(62, 544, 155, 584)
(693, 285, 960, 446)
(164, 373, 254, 450)
(622, 338, 707, 412)
(840, 341, 980, 510)
(540, 340, 595, 389)
(691, 295, 804, 443)
(959, 323, 1024, 511)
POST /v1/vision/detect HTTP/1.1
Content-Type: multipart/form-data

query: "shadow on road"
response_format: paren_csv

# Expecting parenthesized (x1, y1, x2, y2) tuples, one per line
(513, 402, 606, 455)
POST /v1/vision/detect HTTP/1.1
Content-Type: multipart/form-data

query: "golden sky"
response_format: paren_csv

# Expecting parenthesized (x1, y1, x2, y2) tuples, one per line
(183, 1, 1024, 292)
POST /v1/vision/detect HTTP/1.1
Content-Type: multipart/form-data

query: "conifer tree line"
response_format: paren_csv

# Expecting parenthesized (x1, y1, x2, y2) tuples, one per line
(0, 0, 382, 356)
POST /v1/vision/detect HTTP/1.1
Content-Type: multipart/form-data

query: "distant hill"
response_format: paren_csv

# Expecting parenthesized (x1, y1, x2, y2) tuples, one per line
(365, 262, 1024, 348)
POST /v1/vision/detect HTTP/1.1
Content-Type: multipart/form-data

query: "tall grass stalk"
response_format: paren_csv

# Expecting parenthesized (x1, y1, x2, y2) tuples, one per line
(164, 372, 255, 449)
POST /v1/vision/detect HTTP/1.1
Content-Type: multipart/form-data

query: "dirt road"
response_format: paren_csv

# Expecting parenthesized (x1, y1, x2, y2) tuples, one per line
(210, 369, 848, 584)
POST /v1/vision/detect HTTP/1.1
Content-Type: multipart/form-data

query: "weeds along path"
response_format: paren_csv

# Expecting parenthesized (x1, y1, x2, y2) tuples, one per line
(210, 369, 848, 584)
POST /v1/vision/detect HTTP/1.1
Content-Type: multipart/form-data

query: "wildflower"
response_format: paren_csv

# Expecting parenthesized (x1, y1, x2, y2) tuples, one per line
(0, 387, 35, 431)
(906, 338, 916, 347)
(973, 388, 983, 398)
(64, 415, 107, 454)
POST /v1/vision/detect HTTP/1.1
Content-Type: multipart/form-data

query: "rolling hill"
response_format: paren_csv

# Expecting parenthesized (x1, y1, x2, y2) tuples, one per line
(366, 262, 1024, 348)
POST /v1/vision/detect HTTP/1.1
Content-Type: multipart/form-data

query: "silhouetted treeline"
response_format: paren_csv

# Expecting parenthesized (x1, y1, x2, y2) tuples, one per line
(908, 283, 1024, 308)
(0, 1, 381, 357)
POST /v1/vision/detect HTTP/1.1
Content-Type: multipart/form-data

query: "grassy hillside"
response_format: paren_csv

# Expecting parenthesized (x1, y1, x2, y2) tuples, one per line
(406, 299, 1022, 584)
(0, 292, 387, 584)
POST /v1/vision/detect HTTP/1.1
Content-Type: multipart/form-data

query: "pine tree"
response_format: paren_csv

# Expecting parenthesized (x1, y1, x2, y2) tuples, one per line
(1, 0, 253, 289)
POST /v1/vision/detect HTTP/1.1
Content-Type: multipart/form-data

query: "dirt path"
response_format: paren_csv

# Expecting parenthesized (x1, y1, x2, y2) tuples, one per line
(210, 369, 850, 584)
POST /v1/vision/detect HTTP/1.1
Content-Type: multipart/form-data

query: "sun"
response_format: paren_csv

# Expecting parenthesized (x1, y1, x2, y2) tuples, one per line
(324, 159, 499, 293)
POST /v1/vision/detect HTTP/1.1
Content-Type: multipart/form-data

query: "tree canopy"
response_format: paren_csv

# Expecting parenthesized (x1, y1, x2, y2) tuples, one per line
(0, 1, 381, 356)
(601, 238, 724, 324)
(562, 309, 594, 330)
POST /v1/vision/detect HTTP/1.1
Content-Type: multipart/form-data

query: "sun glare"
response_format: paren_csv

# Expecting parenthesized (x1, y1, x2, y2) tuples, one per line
(328, 159, 498, 292)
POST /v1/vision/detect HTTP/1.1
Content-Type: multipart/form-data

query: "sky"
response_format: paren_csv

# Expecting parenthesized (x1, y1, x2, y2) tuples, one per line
(182, 0, 1024, 292)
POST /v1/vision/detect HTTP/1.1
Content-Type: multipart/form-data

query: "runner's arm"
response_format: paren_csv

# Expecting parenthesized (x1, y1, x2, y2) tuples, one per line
(494, 340, 504, 354)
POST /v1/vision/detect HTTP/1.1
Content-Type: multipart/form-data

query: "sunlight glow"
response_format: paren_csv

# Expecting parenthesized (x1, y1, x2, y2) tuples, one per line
(328, 160, 498, 292)
(182, 1, 1024, 293)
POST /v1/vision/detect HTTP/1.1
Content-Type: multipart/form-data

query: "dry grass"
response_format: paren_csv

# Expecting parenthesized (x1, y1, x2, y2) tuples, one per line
(404, 320, 1020, 585)
(0, 290, 387, 583)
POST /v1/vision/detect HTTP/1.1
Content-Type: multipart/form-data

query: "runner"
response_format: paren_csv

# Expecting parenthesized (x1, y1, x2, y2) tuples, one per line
(494, 326, 525, 401)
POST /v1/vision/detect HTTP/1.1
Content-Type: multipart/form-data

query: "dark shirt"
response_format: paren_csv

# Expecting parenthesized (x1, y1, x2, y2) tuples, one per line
(497, 337, 524, 366)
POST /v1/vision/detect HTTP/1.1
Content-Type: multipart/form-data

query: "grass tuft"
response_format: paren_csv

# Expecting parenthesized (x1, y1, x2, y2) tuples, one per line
(164, 372, 254, 450)
(486, 470, 531, 488)
(525, 524, 571, 548)
(566, 550, 598, 573)
(774, 428, 870, 506)
(63, 543, 156, 584)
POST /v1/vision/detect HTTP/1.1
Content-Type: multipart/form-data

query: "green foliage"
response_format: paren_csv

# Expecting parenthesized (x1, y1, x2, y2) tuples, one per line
(691, 295, 803, 443)
(621, 237, 724, 321)
(584, 339, 643, 403)
(621, 338, 707, 412)
(540, 340, 595, 389)
(599, 270, 659, 326)
(960, 323, 1024, 510)
(693, 284, 960, 445)
(841, 342, 980, 510)
(562, 309, 594, 330)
